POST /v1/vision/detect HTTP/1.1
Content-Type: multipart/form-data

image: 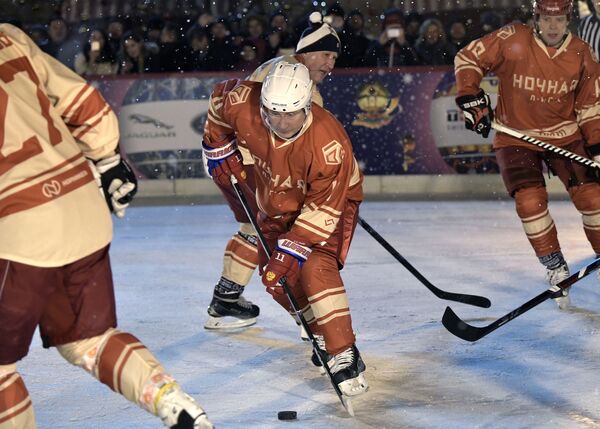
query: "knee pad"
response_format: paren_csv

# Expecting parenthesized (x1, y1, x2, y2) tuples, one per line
(570, 183, 600, 212)
(514, 185, 548, 218)
(57, 328, 118, 374)
(239, 222, 257, 239)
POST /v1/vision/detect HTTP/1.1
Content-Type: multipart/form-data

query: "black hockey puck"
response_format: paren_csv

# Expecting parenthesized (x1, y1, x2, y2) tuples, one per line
(277, 410, 297, 420)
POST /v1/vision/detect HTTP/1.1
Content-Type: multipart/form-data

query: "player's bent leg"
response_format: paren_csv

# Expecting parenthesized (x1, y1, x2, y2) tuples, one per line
(56, 329, 213, 429)
(299, 252, 367, 397)
(205, 223, 260, 330)
(0, 364, 36, 429)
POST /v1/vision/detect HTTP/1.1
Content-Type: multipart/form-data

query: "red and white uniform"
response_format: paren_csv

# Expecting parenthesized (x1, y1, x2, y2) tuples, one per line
(455, 23, 600, 150)
(205, 79, 363, 354)
(206, 80, 362, 247)
(0, 23, 117, 267)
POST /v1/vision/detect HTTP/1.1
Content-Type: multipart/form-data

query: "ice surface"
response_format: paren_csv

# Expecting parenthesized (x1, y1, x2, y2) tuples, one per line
(22, 200, 600, 428)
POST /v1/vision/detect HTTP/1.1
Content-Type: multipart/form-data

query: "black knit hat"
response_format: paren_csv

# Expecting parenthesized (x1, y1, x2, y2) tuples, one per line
(296, 11, 340, 54)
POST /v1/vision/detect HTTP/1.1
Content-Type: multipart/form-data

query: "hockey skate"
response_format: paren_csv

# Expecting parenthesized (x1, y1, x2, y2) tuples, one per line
(329, 345, 368, 397)
(310, 335, 331, 375)
(204, 295, 259, 329)
(546, 263, 570, 310)
(204, 278, 259, 330)
(156, 384, 214, 429)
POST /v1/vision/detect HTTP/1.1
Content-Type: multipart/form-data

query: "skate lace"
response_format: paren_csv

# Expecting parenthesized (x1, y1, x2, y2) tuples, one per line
(237, 296, 253, 309)
(314, 334, 326, 351)
(330, 347, 355, 373)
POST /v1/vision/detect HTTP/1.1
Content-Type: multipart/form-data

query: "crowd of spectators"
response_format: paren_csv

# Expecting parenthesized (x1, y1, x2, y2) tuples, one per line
(5, 3, 535, 77)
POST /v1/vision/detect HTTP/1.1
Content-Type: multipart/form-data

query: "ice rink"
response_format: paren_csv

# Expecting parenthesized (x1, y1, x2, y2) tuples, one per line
(22, 200, 600, 428)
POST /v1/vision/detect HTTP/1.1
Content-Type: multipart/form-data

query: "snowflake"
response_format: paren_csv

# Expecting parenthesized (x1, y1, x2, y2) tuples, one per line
(402, 74, 414, 85)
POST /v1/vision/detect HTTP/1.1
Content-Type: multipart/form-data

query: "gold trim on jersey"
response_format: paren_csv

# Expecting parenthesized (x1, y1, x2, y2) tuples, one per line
(454, 52, 484, 77)
(576, 103, 600, 126)
(533, 32, 573, 59)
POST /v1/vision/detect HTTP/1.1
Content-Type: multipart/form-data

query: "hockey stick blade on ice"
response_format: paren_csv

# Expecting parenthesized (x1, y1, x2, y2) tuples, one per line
(492, 122, 600, 171)
(442, 258, 600, 342)
(230, 177, 355, 416)
(358, 216, 491, 308)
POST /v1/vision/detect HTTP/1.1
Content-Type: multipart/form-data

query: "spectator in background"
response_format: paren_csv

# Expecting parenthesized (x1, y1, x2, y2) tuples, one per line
(337, 9, 371, 68)
(74, 28, 118, 76)
(43, 16, 68, 58)
(405, 12, 423, 46)
(480, 10, 504, 35)
(205, 17, 239, 71)
(185, 28, 211, 71)
(28, 24, 49, 49)
(193, 11, 216, 32)
(158, 21, 187, 72)
(233, 40, 261, 72)
(145, 16, 164, 46)
(118, 31, 160, 74)
(106, 18, 125, 54)
(266, 9, 297, 58)
(448, 19, 469, 51)
(414, 18, 456, 65)
(366, 8, 418, 68)
(244, 15, 269, 63)
(325, 2, 345, 34)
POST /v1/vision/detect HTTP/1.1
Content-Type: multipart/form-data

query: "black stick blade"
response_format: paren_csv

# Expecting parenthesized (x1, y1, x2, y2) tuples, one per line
(442, 306, 489, 342)
(441, 292, 491, 309)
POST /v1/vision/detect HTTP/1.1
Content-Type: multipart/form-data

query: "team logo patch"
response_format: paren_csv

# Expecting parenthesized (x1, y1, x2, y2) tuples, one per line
(228, 85, 251, 105)
(265, 271, 276, 282)
(497, 25, 515, 40)
(322, 141, 344, 165)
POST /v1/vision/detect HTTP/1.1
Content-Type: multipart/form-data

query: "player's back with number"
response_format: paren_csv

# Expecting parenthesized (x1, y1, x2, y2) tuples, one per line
(0, 23, 117, 267)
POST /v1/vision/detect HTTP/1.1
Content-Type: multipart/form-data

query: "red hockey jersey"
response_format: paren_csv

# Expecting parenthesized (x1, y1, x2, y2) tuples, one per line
(455, 23, 600, 150)
(205, 79, 363, 247)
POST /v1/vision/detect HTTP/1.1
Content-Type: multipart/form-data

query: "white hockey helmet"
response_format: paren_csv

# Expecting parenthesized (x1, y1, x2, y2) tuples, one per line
(260, 61, 313, 113)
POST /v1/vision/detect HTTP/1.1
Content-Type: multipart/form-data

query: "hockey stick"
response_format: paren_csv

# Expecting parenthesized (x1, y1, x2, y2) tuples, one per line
(442, 258, 600, 342)
(230, 178, 355, 416)
(492, 122, 600, 170)
(358, 216, 492, 308)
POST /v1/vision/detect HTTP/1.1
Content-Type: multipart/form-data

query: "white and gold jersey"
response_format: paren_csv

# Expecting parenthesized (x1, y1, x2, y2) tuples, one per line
(0, 24, 119, 267)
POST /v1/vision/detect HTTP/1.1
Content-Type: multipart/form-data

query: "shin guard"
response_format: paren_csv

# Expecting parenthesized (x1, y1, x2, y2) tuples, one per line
(0, 365, 36, 429)
(221, 223, 259, 286)
(57, 329, 175, 415)
(515, 185, 560, 257)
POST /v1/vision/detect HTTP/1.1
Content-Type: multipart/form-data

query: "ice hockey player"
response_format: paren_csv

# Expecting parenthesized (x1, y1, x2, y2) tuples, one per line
(0, 24, 213, 428)
(204, 11, 340, 330)
(454, 0, 600, 309)
(202, 61, 367, 397)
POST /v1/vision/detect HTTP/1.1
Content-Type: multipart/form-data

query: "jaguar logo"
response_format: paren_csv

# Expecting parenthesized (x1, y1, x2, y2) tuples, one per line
(129, 114, 174, 129)
(42, 180, 61, 198)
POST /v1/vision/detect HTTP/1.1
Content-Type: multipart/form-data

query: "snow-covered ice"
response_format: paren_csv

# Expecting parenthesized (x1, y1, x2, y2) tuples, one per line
(21, 200, 600, 428)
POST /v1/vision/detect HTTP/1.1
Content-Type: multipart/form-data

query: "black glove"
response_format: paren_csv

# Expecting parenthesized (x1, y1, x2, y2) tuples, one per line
(91, 153, 138, 217)
(456, 89, 494, 138)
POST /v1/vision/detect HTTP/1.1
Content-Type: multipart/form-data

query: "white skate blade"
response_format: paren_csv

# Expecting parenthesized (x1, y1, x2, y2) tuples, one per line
(204, 316, 256, 330)
(341, 396, 354, 416)
(338, 373, 369, 397)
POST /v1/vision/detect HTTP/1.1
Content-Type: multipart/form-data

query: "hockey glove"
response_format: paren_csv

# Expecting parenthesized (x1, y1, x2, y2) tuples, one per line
(91, 153, 137, 218)
(203, 138, 246, 187)
(456, 89, 494, 138)
(262, 237, 311, 294)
